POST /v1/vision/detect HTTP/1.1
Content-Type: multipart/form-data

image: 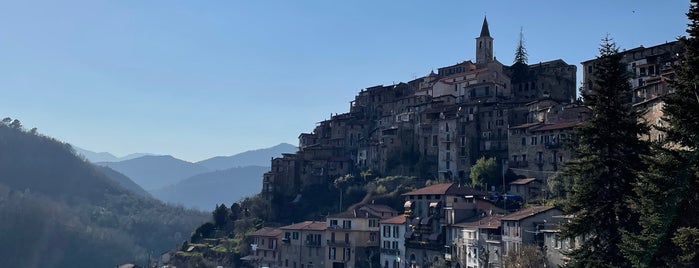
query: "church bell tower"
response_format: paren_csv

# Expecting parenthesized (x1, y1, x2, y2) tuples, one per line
(476, 16, 493, 64)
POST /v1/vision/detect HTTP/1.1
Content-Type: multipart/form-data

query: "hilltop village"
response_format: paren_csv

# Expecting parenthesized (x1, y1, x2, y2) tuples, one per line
(251, 18, 682, 268)
(165, 17, 684, 268)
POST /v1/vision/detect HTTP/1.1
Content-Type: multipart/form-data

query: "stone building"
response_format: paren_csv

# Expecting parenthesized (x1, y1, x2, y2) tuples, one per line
(581, 41, 683, 143)
(263, 17, 579, 222)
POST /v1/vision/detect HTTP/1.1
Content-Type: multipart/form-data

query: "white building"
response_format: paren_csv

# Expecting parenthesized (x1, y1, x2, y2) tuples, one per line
(379, 215, 406, 268)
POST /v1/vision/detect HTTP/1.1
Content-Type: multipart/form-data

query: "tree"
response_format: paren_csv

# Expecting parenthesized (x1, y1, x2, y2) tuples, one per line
(212, 204, 229, 228)
(469, 156, 499, 189)
(626, 1, 699, 266)
(561, 37, 650, 267)
(513, 27, 528, 65)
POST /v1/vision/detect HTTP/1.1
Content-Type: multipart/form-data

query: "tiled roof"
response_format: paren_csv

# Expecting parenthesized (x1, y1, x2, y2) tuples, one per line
(380, 215, 406, 225)
(509, 178, 538, 185)
(402, 183, 486, 196)
(510, 122, 542, 129)
(250, 227, 282, 237)
(502, 206, 558, 221)
(279, 221, 326, 231)
(363, 204, 398, 214)
(533, 121, 582, 132)
(453, 215, 504, 229)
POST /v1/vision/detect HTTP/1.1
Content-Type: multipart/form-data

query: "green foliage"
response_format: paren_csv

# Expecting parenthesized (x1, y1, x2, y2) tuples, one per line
(213, 204, 230, 228)
(561, 37, 650, 267)
(0, 120, 208, 267)
(469, 156, 499, 188)
(513, 28, 528, 65)
(672, 227, 699, 264)
(191, 222, 216, 242)
(626, 2, 699, 266)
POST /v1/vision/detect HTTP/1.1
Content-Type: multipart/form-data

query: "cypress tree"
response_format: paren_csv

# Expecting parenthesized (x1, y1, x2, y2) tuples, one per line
(561, 37, 650, 267)
(628, 1, 699, 266)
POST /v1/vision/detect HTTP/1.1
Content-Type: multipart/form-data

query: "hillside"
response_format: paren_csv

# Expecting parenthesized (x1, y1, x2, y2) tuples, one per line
(196, 143, 296, 170)
(99, 155, 210, 191)
(151, 165, 268, 210)
(0, 120, 208, 268)
(94, 165, 152, 198)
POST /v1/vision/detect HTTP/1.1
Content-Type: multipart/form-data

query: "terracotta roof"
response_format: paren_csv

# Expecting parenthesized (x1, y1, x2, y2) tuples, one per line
(279, 221, 326, 231)
(509, 178, 538, 185)
(402, 183, 487, 196)
(502, 206, 559, 221)
(510, 122, 542, 129)
(453, 215, 504, 229)
(250, 227, 282, 237)
(380, 215, 406, 225)
(362, 204, 398, 214)
(533, 121, 582, 132)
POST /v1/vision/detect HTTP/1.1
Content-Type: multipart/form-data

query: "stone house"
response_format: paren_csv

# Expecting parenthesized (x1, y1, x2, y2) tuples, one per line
(500, 206, 562, 256)
(279, 221, 327, 268)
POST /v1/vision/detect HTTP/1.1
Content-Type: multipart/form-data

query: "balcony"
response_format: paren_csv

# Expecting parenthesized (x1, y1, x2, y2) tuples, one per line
(380, 248, 400, 255)
(485, 234, 502, 242)
(327, 240, 351, 247)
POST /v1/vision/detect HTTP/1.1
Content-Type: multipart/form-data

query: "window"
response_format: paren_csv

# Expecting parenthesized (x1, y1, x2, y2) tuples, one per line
(383, 226, 391, 237)
(531, 136, 537, 145)
(369, 219, 378, 228)
(343, 248, 351, 260)
(285, 232, 291, 240)
(384, 241, 390, 249)
(370, 232, 377, 242)
(393, 226, 399, 238)
(344, 233, 350, 243)
(330, 219, 338, 227)
(329, 248, 336, 260)
(432, 135, 438, 146)
(293, 232, 299, 240)
(342, 220, 352, 229)
(521, 137, 526, 145)
(392, 241, 398, 249)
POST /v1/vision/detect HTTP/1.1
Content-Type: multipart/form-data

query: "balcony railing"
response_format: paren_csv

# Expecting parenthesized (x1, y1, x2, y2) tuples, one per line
(380, 248, 400, 255)
(327, 240, 351, 247)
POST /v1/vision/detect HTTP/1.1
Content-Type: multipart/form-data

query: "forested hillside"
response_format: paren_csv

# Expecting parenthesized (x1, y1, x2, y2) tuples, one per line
(0, 118, 208, 267)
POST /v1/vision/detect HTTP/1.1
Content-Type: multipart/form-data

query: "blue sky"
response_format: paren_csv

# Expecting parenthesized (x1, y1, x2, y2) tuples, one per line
(0, 1, 690, 162)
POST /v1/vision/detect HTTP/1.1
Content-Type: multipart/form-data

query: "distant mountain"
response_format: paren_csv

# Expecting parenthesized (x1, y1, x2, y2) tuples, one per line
(99, 155, 210, 191)
(196, 143, 296, 170)
(151, 165, 268, 210)
(94, 165, 151, 198)
(74, 146, 155, 162)
(0, 120, 207, 268)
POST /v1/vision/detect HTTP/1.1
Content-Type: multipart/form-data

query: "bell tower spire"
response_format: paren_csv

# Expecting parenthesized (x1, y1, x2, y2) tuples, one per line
(476, 16, 494, 64)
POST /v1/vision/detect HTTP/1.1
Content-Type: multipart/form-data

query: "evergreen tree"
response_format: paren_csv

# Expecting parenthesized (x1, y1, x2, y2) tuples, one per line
(561, 37, 650, 267)
(212, 204, 229, 228)
(627, 1, 699, 266)
(513, 27, 528, 65)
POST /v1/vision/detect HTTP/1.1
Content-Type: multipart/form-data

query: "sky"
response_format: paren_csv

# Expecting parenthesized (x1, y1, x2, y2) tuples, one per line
(0, 1, 691, 162)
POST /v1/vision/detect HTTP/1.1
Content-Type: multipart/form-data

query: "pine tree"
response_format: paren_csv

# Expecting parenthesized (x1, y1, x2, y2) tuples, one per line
(627, 1, 699, 266)
(513, 27, 528, 65)
(561, 37, 650, 267)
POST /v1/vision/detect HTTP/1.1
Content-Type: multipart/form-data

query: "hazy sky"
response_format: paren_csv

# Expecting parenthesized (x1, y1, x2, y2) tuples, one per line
(0, 1, 690, 162)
